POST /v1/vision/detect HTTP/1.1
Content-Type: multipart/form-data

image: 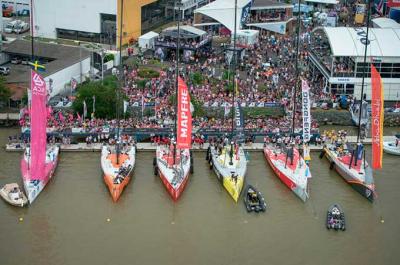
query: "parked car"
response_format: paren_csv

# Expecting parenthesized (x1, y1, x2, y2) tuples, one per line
(11, 57, 21, 64)
(14, 22, 29, 34)
(21, 59, 29, 65)
(4, 20, 20, 33)
(0, 66, 10, 75)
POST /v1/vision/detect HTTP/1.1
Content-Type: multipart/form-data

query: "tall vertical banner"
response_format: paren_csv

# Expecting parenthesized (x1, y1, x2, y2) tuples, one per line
(30, 70, 47, 180)
(301, 80, 311, 142)
(234, 100, 245, 143)
(371, 65, 384, 169)
(177, 77, 192, 149)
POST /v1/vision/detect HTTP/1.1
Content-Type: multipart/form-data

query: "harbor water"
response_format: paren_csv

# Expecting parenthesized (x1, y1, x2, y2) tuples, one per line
(0, 127, 399, 265)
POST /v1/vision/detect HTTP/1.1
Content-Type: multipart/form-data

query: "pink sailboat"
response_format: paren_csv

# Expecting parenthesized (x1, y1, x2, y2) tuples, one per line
(20, 71, 59, 204)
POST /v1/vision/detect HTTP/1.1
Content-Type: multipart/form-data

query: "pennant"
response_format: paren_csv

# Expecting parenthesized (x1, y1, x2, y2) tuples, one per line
(30, 70, 47, 180)
(176, 77, 192, 149)
(301, 80, 311, 142)
(83, 100, 87, 120)
(92, 95, 96, 114)
(371, 64, 384, 169)
(123, 100, 129, 114)
(29, 60, 46, 72)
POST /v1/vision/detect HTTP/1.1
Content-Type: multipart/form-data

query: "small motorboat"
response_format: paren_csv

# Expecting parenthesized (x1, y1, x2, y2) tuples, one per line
(0, 183, 28, 207)
(243, 185, 266, 213)
(326, 204, 346, 231)
(383, 141, 400, 156)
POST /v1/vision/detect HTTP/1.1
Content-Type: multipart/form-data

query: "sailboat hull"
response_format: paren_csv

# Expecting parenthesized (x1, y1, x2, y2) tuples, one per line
(21, 146, 60, 204)
(155, 145, 191, 201)
(323, 146, 375, 202)
(101, 145, 136, 202)
(263, 146, 309, 202)
(209, 146, 247, 202)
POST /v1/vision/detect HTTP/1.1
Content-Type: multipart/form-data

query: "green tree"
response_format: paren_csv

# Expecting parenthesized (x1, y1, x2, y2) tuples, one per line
(72, 76, 126, 119)
(0, 77, 11, 106)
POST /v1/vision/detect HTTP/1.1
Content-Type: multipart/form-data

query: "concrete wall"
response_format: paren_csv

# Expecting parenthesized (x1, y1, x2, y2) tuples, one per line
(46, 57, 91, 97)
(34, 0, 117, 39)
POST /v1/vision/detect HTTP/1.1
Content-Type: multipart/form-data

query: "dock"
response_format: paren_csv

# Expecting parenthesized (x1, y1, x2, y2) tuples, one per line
(4, 136, 397, 152)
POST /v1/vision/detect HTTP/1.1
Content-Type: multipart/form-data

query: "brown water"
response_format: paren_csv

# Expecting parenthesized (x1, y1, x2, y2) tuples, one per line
(0, 127, 399, 265)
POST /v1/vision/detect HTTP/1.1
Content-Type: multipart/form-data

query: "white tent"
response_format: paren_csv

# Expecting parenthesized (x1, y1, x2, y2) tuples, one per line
(372, 18, 400, 29)
(236, 29, 259, 46)
(305, 0, 338, 4)
(138, 31, 159, 50)
(194, 0, 252, 32)
(321, 27, 400, 58)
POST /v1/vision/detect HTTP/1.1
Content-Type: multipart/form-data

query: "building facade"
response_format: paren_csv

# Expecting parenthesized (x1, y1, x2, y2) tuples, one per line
(33, 0, 168, 47)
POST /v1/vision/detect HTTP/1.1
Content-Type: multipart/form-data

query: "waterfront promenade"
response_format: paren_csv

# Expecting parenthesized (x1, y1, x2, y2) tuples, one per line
(5, 136, 397, 152)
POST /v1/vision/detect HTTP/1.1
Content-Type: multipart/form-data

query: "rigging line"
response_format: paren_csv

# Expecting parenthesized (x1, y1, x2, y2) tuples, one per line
(356, 0, 372, 143)
(174, 1, 181, 165)
(291, 0, 302, 139)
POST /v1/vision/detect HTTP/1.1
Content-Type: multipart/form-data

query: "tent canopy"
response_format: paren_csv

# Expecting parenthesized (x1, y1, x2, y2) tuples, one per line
(162, 25, 207, 39)
(320, 27, 400, 57)
(304, 0, 338, 4)
(194, 0, 252, 32)
(139, 31, 159, 40)
(372, 17, 400, 29)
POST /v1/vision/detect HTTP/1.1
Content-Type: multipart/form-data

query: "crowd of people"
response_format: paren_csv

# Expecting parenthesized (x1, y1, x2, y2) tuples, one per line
(21, 13, 366, 142)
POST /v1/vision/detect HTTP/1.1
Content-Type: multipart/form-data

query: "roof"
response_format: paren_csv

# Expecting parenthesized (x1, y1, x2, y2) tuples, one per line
(304, 0, 338, 4)
(163, 25, 207, 38)
(251, 0, 293, 10)
(194, 0, 252, 32)
(2, 40, 90, 83)
(139, 31, 159, 40)
(321, 27, 400, 57)
(372, 17, 400, 29)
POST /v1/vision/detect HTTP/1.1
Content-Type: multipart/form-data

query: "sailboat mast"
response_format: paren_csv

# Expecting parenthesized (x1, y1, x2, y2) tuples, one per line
(356, 0, 372, 143)
(116, 0, 124, 164)
(173, 0, 182, 164)
(229, 0, 238, 165)
(30, 0, 34, 60)
(231, 0, 238, 140)
(290, 0, 302, 138)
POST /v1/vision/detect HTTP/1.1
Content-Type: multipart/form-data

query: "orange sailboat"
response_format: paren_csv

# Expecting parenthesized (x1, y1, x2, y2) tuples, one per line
(101, 144, 136, 202)
(100, 0, 136, 202)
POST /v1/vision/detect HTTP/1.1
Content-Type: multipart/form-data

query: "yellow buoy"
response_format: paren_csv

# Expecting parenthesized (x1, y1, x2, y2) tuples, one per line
(19, 217, 23, 222)
(106, 218, 111, 222)
(381, 219, 384, 223)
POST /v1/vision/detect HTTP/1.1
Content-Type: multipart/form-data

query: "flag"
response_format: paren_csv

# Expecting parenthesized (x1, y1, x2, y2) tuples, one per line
(235, 77, 239, 96)
(177, 77, 192, 149)
(301, 80, 311, 142)
(224, 104, 230, 117)
(71, 78, 77, 90)
(83, 100, 87, 120)
(58, 111, 65, 123)
(371, 64, 384, 169)
(123, 100, 129, 114)
(92, 95, 96, 114)
(30, 70, 47, 181)
(141, 95, 145, 117)
(27, 88, 32, 108)
(29, 60, 46, 72)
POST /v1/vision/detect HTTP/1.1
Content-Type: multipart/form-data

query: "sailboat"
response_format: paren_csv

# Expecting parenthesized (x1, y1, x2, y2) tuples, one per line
(21, 70, 60, 204)
(320, 1, 376, 202)
(101, 0, 136, 202)
(263, 2, 311, 202)
(207, 0, 247, 202)
(153, 5, 192, 201)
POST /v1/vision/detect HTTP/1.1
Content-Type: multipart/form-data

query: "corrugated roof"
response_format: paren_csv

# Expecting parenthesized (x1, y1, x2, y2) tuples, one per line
(2, 39, 90, 83)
